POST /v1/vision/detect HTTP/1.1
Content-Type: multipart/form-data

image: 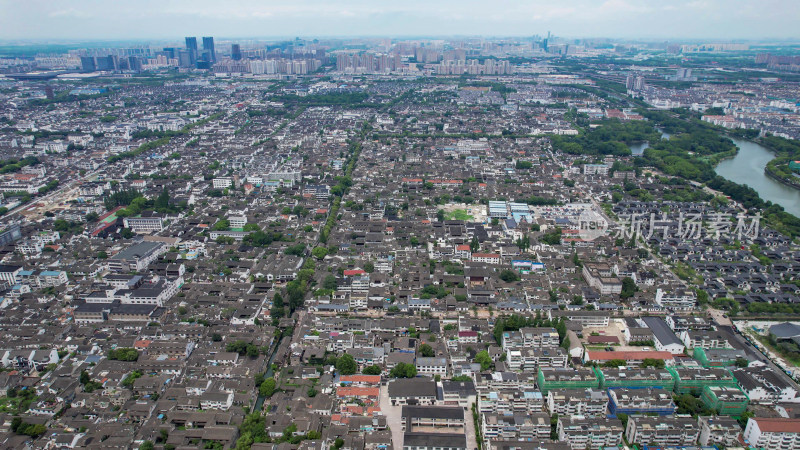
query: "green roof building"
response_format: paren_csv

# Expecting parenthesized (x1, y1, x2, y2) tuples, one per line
(668, 367, 738, 394)
(700, 385, 749, 416)
(693, 347, 748, 367)
(594, 367, 675, 391)
(538, 368, 599, 394)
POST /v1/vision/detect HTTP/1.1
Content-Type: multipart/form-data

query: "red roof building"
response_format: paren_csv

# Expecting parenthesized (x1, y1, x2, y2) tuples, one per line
(336, 387, 379, 399)
(340, 375, 381, 385)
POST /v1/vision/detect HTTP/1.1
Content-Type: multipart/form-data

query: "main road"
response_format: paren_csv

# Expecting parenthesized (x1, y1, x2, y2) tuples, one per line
(713, 321, 798, 387)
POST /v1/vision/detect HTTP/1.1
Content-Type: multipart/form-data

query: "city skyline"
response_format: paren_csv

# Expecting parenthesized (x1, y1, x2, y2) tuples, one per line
(1, 0, 800, 41)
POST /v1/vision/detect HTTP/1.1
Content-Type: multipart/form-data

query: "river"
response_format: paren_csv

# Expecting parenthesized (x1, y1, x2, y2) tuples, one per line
(715, 138, 800, 217)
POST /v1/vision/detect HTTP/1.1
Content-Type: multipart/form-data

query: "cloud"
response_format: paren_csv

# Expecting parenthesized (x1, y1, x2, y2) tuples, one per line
(0, 0, 797, 40)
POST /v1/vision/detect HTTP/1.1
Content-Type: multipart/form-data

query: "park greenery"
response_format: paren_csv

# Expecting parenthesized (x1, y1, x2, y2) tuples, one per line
(762, 135, 800, 189)
(556, 108, 800, 237)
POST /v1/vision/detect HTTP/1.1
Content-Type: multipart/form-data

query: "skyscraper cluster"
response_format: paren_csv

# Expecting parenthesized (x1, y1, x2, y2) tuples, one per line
(181, 36, 216, 68)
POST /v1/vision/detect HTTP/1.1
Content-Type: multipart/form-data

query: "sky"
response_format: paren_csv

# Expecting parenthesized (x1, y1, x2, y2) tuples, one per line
(1, 0, 798, 42)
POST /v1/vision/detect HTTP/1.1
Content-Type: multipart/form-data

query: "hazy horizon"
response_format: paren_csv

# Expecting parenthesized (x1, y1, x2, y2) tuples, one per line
(1, 0, 799, 42)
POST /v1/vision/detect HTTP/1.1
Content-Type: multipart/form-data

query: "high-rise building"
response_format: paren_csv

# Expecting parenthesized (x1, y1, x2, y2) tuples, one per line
(184, 37, 198, 66)
(178, 50, 194, 68)
(162, 47, 177, 59)
(202, 37, 216, 63)
(127, 56, 143, 72)
(634, 76, 645, 91)
(185, 37, 197, 52)
(626, 74, 645, 91)
(80, 56, 96, 72)
(95, 55, 118, 71)
(231, 44, 242, 61)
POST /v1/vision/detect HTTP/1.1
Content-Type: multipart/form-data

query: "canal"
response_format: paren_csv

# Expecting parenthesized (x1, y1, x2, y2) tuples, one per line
(715, 138, 800, 217)
(252, 334, 284, 412)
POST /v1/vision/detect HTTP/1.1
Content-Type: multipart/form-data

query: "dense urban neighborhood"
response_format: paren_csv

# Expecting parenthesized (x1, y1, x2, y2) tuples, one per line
(1, 35, 800, 450)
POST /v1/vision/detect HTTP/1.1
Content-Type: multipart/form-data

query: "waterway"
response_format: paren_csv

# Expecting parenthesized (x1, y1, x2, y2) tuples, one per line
(629, 128, 671, 156)
(629, 141, 649, 156)
(715, 138, 800, 217)
(252, 334, 284, 412)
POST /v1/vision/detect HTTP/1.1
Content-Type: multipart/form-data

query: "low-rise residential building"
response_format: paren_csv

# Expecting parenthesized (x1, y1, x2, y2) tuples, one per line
(655, 288, 696, 311)
(546, 388, 608, 417)
(608, 388, 676, 417)
(557, 416, 623, 450)
(625, 416, 700, 447)
(698, 416, 742, 447)
(733, 366, 800, 404)
(743, 418, 800, 449)
(506, 347, 567, 371)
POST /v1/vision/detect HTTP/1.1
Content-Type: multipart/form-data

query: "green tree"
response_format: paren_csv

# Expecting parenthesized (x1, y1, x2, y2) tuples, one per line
(259, 378, 276, 397)
(235, 413, 269, 449)
(121, 370, 143, 388)
(312, 246, 328, 260)
(539, 227, 562, 245)
(108, 348, 139, 361)
(620, 277, 637, 299)
(418, 344, 435, 358)
(322, 275, 338, 291)
(475, 350, 492, 371)
(335, 354, 358, 375)
(364, 261, 374, 273)
(390, 362, 417, 378)
(154, 189, 170, 211)
(617, 413, 629, 429)
(499, 269, 520, 283)
(243, 223, 260, 232)
(212, 219, 230, 231)
(734, 357, 749, 368)
(470, 236, 479, 252)
(516, 235, 530, 252)
(602, 359, 627, 367)
(641, 358, 665, 369)
(363, 365, 382, 375)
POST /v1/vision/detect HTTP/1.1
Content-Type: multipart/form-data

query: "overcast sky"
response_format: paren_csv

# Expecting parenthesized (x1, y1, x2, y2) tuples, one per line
(1, 0, 798, 41)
